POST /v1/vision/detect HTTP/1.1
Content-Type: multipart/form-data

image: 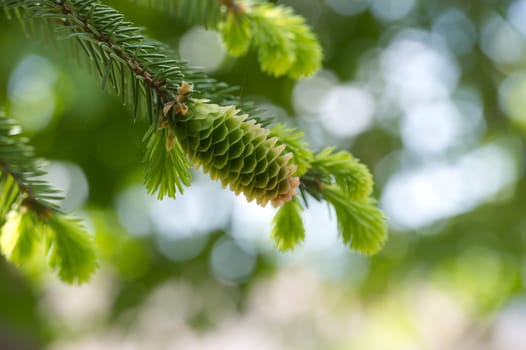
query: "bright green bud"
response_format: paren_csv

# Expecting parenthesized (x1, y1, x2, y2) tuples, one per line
(143, 126, 192, 199)
(270, 198, 305, 251)
(322, 185, 387, 255)
(175, 100, 299, 207)
(220, 9, 253, 56)
(0, 172, 20, 227)
(0, 209, 39, 265)
(44, 215, 98, 284)
(286, 19, 323, 79)
(312, 148, 373, 201)
(250, 5, 296, 77)
(249, 4, 322, 78)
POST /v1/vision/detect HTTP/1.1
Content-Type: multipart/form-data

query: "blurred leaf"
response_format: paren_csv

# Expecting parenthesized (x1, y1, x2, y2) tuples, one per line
(219, 9, 253, 56)
(132, 0, 222, 28)
(44, 215, 98, 284)
(311, 147, 373, 201)
(270, 198, 305, 251)
(323, 185, 387, 255)
(0, 210, 39, 265)
(249, 4, 322, 78)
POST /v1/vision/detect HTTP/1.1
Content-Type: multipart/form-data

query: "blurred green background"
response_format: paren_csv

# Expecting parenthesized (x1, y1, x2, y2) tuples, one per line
(2, 0, 526, 349)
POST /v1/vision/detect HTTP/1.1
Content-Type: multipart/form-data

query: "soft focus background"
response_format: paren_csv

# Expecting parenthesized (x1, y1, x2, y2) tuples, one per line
(1, 0, 526, 349)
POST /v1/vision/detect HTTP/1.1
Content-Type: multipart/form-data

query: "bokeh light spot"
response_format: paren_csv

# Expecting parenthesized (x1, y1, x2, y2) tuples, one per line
(157, 235, 209, 262)
(319, 85, 375, 138)
(293, 69, 338, 116)
(41, 161, 89, 211)
(8, 55, 57, 132)
(432, 9, 476, 56)
(499, 72, 526, 130)
(149, 176, 232, 239)
(381, 30, 459, 110)
(179, 27, 226, 73)
(381, 140, 519, 230)
(210, 237, 256, 284)
(493, 300, 526, 349)
(370, 0, 415, 21)
(400, 97, 483, 157)
(508, 0, 526, 38)
(116, 185, 154, 237)
(481, 16, 526, 64)
(401, 101, 462, 156)
(229, 196, 276, 253)
(326, 0, 369, 16)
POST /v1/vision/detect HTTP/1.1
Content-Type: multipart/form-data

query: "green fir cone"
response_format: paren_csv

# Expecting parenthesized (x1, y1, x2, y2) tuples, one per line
(174, 100, 299, 207)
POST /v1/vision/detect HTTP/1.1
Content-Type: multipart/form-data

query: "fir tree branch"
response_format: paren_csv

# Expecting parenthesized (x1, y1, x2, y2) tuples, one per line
(3, 0, 240, 114)
(2, 0, 300, 202)
(0, 115, 60, 218)
(0, 112, 98, 284)
(2, 0, 387, 255)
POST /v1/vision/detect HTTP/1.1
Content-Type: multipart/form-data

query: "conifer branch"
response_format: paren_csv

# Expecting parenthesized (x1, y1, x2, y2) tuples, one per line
(2, 0, 387, 258)
(0, 113, 97, 284)
(0, 115, 60, 220)
(2, 0, 299, 202)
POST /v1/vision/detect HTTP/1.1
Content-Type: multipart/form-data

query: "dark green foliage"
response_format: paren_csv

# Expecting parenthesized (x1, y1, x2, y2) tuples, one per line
(138, 0, 222, 28)
(1, 0, 239, 122)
